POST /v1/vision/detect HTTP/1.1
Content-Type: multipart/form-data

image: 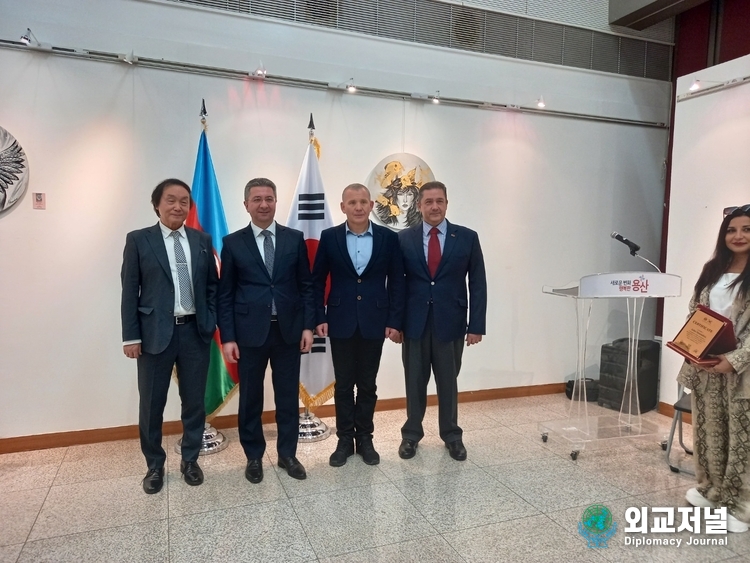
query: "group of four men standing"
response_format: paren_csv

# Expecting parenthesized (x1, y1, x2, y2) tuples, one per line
(121, 177, 486, 494)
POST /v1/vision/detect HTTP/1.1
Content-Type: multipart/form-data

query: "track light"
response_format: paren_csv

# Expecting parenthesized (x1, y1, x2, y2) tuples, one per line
(688, 79, 723, 92)
(536, 95, 546, 109)
(118, 51, 138, 65)
(19, 27, 51, 50)
(346, 79, 356, 93)
(253, 60, 267, 78)
(20, 28, 33, 45)
(431, 91, 440, 104)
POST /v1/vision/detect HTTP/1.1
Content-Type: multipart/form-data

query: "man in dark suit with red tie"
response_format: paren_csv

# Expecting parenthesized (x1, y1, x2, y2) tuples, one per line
(121, 179, 219, 494)
(218, 178, 315, 483)
(312, 183, 405, 467)
(397, 181, 487, 461)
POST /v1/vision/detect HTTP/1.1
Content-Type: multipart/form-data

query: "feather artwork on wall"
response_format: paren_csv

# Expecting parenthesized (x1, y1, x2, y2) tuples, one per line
(0, 126, 29, 213)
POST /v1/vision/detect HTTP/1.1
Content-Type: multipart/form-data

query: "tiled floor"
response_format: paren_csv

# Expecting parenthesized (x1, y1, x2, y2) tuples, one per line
(2, 394, 749, 562)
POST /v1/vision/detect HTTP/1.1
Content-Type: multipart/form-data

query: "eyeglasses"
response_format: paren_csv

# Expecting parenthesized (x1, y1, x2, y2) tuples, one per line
(723, 204, 750, 217)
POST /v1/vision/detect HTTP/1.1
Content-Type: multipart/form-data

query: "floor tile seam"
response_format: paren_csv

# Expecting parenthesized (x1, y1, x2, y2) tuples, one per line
(27, 514, 170, 545)
(476, 463, 632, 512)
(283, 485, 331, 560)
(385, 464, 488, 489)
(21, 483, 56, 547)
(10, 543, 22, 563)
(379, 477, 443, 539)
(168, 492, 294, 521)
(317, 532, 450, 560)
(51, 469, 149, 488)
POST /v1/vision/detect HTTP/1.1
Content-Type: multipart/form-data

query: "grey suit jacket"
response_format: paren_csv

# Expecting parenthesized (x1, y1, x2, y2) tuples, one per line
(121, 223, 219, 355)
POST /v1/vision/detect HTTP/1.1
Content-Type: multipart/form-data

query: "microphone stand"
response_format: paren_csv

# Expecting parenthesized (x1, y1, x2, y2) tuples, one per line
(632, 252, 661, 273)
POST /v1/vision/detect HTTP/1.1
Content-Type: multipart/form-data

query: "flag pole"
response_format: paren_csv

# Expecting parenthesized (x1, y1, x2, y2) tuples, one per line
(298, 113, 331, 442)
(175, 99, 229, 456)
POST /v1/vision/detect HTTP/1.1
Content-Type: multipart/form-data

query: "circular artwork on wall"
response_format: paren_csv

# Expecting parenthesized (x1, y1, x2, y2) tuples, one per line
(367, 153, 435, 232)
(0, 126, 29, 214)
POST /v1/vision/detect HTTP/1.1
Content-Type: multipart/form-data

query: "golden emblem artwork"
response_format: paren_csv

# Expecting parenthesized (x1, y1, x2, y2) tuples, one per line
(367, 153, 435, 232)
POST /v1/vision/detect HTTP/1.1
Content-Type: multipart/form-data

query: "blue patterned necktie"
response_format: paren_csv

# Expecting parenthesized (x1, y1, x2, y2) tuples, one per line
(170, 231, 194, 311)
(262, 230, 277, 315)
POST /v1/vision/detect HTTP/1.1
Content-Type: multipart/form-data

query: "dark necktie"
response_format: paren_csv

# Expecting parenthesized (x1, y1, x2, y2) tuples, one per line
(170, 231, 194, 310)
(262, 230, 277, 315)
(428, 227, 441, 278)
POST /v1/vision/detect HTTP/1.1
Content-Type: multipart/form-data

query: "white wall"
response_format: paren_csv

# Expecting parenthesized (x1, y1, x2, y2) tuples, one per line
(0, 0, 670, 439)
(661, 55, 750, 407)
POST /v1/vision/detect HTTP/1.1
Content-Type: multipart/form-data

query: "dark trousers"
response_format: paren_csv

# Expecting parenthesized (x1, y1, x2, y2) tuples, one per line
(330, 328, 385, 442)
(237, 322, 301, 460)
(401, 312, 464, 443)
(137, 321, 209, 469)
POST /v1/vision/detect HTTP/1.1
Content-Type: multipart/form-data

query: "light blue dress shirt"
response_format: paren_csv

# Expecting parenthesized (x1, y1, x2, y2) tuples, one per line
(422, 219, 447, 261)
(346, 222, 373, 275)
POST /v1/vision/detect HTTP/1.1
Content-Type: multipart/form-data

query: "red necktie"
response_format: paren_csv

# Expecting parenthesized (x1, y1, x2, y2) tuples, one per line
(428, 227, 441, 278)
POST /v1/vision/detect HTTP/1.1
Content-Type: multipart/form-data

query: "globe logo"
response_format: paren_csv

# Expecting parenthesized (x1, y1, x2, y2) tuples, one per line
(582, 505, 613, 534)
(579, 504, 617, 548)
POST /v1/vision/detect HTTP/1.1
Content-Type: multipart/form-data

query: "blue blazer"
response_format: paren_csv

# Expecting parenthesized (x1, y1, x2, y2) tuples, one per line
(399, 220, 487, 342)
(218, 223, 315, 347)
(120, 223, 218, 355)
(312, 222, 405, 340)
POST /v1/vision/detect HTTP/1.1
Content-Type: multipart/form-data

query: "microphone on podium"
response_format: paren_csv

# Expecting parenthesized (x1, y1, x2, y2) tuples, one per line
(611, 232, 641, 256)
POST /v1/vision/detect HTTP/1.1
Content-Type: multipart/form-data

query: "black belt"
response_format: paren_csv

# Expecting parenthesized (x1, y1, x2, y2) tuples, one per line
(271, 315, 278, 322)
(175, 314, 196, 325)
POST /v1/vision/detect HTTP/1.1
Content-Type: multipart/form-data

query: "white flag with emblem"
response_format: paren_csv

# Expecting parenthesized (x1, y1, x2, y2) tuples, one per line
(286, 141, 335, 408)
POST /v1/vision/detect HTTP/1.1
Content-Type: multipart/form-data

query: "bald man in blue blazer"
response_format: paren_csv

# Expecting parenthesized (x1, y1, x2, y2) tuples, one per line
(397, 181, 487, 462)
(313, 183, 405, 467)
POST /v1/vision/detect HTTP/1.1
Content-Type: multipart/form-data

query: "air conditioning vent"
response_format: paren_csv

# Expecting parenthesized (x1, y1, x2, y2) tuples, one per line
(161, 0, 673, 81)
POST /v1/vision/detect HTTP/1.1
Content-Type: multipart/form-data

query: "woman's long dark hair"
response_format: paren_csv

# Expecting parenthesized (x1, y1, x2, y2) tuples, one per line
(694, 208, 750, 301)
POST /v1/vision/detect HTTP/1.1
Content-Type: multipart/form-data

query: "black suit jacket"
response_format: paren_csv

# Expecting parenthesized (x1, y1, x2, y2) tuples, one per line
(312, 222, 405, 340)
(121, 223, 218, 355)
(399, 220, 487, 342)
(218, 223, 315, 347)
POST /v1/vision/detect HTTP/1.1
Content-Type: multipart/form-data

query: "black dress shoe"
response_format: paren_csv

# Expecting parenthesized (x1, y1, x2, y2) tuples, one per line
(329, 439, 354, 467)
(180, 460, 204, 486)
(398, 439, 418, 459)
(278, 456, 307, 480)
(356, 438, 380, 465)
(245, 459, 263, 483)
(446, 439, 467, 461)
(142, 467, 164, 494)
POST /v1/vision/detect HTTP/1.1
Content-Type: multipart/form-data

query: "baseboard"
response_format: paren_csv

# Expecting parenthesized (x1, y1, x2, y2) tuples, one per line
(0, 382, 566, 454)
(658, 401, 692, 425)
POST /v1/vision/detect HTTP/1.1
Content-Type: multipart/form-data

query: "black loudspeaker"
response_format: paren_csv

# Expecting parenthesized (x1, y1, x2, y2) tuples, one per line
(598, 338, 660, 413)
(565, 378, 599, 402)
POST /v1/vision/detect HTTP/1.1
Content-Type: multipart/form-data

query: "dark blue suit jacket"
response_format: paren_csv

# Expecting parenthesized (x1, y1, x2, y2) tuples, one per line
(120, 223, 218, 355)
(218, 223, 315, 347)
(312, 222, 405, 340)
(399, 220, 487, 342)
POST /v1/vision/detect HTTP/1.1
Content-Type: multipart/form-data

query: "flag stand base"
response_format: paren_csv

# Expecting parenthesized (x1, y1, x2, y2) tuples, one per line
(298, 408, 331, 442)
(175, 422, 228, 456)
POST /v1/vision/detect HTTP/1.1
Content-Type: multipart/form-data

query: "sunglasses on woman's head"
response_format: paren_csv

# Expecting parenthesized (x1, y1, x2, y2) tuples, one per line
(723, 204, 750, 217)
